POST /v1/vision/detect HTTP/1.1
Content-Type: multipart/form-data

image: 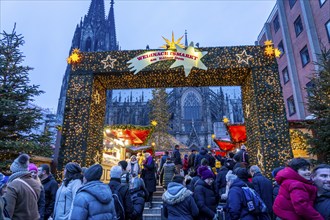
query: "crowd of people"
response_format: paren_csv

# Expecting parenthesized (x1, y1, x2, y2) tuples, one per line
(0, 144, 329, 220)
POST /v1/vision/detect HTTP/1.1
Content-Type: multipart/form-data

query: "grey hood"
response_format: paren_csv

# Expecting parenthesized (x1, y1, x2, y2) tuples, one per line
(162, 182, 192, 205)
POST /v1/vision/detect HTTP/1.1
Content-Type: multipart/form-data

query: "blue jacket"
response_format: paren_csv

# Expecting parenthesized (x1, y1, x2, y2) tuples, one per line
(162, 182, 198, 220)
(71, 181, 116, 220)
(226, 178, 257, 220)
(194, 179, 217, 220)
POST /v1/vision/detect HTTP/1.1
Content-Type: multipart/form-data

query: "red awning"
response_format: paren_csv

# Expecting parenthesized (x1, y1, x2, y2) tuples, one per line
(227, 124, 246, 143)
(213, 139, 235, 151)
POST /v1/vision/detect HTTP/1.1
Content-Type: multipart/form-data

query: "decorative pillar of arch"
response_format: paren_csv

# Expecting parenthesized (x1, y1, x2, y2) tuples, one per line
(242, 64, 293, 176)
(57, 73, 106, 175)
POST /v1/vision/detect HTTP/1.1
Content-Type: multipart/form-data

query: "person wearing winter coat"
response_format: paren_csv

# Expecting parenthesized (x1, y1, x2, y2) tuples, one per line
(312, 164, 330, 220)
(0, 173, 10, 220)
(71, 164, 116, 220)
(129, 175, 148, 220)
(160, 158, 176, 189)
(38, 164, 58, 220)
(233, 167, 254, 189)
(225, 174, 258, 220)
(109, 165, 133, 220)
(187, 150, 197, 170)
(53, 162, 83, 220)
(172, 145, 182, 174)
(5, 154, 42, 220)
(233, 145, 249, 167)
(127, 155, 140, 176)
(273, 158, 324, 220)
(194, 147, 211, 170)
(215, 162, 230, 199)
(182, 154, 189, 176)
(193, 166, 217, 220)
(141, 153, 157, 209)
(163, 175, 198, 220)
(249, 165, 273, 217)
(158, 151, 169, 173)
(29, 163, 46, 220)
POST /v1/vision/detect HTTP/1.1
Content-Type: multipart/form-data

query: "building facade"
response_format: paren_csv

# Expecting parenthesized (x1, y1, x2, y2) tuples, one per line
(256, 0, 330, 120)
(106, 87, 243, 149)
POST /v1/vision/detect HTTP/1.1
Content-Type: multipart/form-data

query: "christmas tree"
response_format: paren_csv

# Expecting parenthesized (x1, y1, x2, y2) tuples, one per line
(306, 49, 330, 163)
(148, 88, 173, 152)
(0, 25, 53, 171)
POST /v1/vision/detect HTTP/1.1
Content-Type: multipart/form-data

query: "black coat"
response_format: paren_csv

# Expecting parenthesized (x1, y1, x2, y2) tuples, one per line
(315, 191, 330, 220)
(226, 178, 257, 220)
(108, 178, 133, 220)
(187, 153, 196, 169)
(194, 179, 217, 220)
(142, 160, 157, 193)
(215, 166, 229, 196)
(252, 173, 273, 215)
(172, 149, 182, 165)
(41, 175, 58, 220)
(163, 182, 198, 220)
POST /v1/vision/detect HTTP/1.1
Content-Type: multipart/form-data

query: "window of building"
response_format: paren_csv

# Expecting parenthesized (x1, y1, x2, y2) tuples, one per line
(319, 0, 327, 7)
(326, 20, 330, 42)
(289, 0, 297, 9)
(273, 15, 280, 33)
(287, 96, 296, 116)
(294, 16, 303, 37)
(183, 92, 201, 120)
(282, 67, 290, 84)
(278, 41, 285, 56)
(300, 46, 310, 67)
(306, 81, 315, 97)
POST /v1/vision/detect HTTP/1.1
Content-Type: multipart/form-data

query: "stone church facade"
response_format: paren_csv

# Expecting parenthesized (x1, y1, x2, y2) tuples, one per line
(56, 0, 244, 149)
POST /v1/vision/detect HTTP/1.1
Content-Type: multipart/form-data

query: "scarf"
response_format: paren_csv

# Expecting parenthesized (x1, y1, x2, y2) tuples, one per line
(8, 171, 31, 183)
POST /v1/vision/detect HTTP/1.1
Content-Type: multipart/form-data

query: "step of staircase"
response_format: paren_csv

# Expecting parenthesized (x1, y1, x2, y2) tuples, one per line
(143, 185, 165, 220)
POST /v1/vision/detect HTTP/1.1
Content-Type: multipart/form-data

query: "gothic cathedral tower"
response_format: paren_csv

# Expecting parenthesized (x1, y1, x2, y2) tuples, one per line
(56, 0, 118, 124)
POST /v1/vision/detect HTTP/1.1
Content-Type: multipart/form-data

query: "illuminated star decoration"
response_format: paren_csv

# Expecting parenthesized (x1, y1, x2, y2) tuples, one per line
(264, 40, 281, 58)
(223, 117, 230, 124)
(236, 50, 253, 65)
(170, 42, 208, 77)
(67, 48, 82, 65)
(101, 55, 116, 69)
(160, 31, 185, 50)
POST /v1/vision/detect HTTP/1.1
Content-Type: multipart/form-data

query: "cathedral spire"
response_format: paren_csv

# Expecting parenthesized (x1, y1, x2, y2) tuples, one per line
(87, 0, 105, 23)
(107, 0, 118, 50)
(185, 30, 188, 47)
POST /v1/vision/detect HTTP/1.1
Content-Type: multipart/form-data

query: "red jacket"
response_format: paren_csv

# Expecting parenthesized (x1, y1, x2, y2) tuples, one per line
(273, 167, 324, 220)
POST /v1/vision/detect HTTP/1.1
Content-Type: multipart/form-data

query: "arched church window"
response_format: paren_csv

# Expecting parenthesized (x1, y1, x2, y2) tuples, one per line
(183, 92, 201, 120)
(85, 37, 92, 52)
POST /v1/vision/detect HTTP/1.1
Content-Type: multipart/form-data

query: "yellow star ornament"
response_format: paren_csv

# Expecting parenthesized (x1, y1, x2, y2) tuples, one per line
(170, 43, 208, 77)
(236, 50, 253, 65)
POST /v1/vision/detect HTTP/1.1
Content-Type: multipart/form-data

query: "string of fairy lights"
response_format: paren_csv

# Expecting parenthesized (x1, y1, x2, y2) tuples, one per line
(59, 42, 292, 178)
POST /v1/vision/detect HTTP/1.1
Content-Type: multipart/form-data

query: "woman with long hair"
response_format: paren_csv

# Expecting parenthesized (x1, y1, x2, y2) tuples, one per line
(53, 162, 83, 220)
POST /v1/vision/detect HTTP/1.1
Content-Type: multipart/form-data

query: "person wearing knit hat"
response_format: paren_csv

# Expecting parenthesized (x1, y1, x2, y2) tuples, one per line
(28, 163, 46, 220)
(71, 164, 116, 220)
(5, 154, 42, 220)
(0, 173, 9, 220)
(83, 164, 103, 183)
(108, 166, 133, 219)
(53, 162, 83, 220)
(193, 166, 218, 219)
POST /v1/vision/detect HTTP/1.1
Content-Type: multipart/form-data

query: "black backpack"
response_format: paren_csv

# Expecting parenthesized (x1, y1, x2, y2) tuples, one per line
(111, 184, 125, 220)
(241, 186, 268, 215)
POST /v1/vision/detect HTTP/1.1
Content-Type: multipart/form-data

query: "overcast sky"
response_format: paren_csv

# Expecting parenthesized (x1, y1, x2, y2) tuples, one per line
(1, 0, 276, 112)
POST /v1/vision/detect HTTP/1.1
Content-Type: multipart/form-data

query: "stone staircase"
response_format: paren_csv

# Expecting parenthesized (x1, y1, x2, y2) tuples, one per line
(143, 185, 164, 220)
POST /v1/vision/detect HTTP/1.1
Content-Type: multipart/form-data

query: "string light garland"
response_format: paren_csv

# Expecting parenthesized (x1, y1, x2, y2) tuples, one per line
(57, 45, 293, 179)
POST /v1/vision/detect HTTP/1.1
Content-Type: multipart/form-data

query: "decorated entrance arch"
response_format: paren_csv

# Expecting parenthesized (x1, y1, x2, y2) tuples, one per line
(59, 42, 293, 176)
